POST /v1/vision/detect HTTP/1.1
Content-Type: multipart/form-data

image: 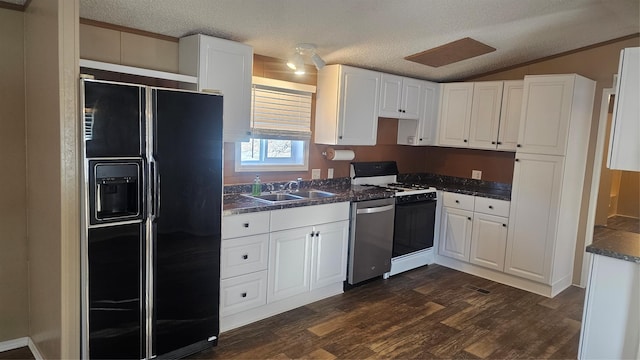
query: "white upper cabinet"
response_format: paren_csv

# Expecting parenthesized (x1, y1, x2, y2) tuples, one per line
(496, 81, 524, 151)
(438, 82, 474, 147)
(608, 47, 640, 171)
(379, 74, 422, 119)
(468, 81, 504, 149)
(517, 74, 594, 156)
(397, 81, 441, 146)
(179, 34, 253, 142)
(315, 65, 381, 145)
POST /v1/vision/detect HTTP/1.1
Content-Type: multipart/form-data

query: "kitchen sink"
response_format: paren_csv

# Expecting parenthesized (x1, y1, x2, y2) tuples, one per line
(244, 193, 305, 203)
(293, 190, 336, 199)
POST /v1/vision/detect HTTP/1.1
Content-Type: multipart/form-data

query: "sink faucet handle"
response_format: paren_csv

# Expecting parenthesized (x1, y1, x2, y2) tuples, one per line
(266, 183, 275, 192)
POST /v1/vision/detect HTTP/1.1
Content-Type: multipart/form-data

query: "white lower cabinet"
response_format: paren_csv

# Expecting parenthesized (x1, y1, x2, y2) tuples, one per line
(439, 192, 511, 273)
(221, 202, 349, 331)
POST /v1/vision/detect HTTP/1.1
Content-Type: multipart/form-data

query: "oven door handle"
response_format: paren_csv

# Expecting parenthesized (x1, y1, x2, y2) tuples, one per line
(356, 204, 395, 215)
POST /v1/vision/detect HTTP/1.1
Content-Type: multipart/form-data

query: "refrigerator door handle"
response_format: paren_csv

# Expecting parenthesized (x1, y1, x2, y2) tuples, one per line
(155, 161, 161, 219)
(150, 161, 156, 218)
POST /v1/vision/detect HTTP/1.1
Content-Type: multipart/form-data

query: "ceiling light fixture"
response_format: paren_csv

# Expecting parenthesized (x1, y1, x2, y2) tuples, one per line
(286, 43, 326, 75)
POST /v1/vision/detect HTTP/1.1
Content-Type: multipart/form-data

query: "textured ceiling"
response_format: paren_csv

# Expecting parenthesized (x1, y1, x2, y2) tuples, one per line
(7, 0, 640, 81)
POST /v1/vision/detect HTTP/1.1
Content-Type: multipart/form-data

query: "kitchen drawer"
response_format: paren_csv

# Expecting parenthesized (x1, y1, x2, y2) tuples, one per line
(220, 270, 267, 317)
(443, 192, 475, 211)
(474, 197, 510, 217)
(223, 211, 270, 239)
(221, 234, 269, 279)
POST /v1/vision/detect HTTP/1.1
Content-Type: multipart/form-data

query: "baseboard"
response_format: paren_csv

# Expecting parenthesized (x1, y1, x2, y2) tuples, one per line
(0, 337, 28, 352)
(28, 338, 44, 360)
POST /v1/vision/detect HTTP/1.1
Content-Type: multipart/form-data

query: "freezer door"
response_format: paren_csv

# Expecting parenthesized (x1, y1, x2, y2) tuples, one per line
(87, 223, 144, 359)
(151, 89, 223, 358)
(83, 80, 145, 157)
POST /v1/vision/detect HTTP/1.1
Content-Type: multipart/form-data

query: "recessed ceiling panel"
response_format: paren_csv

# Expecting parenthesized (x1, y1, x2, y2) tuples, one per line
(405, 37, 496, 67)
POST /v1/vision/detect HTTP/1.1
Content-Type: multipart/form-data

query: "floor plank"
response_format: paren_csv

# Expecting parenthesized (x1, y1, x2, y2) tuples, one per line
(190, 265, 585, 360)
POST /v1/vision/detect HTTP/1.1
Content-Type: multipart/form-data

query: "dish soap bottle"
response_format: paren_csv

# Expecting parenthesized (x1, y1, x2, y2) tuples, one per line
(252, 175, 261, 196)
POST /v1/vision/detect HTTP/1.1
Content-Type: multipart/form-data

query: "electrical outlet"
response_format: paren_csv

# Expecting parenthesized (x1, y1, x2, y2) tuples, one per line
(472, 170, 482, 180)
(311, 169, 321, 179)
(327, 168, 334, 179)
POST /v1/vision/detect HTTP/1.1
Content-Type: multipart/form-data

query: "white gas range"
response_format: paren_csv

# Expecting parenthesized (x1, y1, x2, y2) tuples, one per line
(350, 162, 438, 278)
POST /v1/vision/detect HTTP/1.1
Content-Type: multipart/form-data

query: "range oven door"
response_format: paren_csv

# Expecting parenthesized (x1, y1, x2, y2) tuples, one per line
(393, 198, 436, 257)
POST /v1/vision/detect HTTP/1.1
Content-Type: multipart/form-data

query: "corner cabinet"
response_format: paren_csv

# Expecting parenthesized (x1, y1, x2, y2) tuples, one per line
(315, 65, 381, 145)
(220, 202, 349, 332)
(397, 81, 440, 146)
(179, 34, 253, 142)
(438, 80, 523, 151)
(608, 47, 640, 171)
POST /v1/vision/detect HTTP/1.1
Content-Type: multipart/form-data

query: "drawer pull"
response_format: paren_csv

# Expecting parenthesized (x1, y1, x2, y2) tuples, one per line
(242, 254, 248, 260)
(455, 200, 460, 204)
(243, 223, 249, 228)
(502, 224, 507, 227)
(467, 217, 472, 221)
(310, 232, 315, 237)
(488, 205, 494, 209)
(241, 292, 247, 298)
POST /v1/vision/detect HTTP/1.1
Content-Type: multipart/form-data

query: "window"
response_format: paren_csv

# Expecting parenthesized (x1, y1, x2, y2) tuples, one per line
(235, 77, 315, 172)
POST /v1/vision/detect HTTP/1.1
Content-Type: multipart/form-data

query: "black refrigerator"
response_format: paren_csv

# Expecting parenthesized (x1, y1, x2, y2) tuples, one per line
(80, 79, 223, 359)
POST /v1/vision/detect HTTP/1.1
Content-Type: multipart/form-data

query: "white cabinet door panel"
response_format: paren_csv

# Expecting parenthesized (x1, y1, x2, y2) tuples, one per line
(497, 81, 523, 151)
(470, 214, 508, 271)
(311, 221, 349, 290)
(379, 74, 403, 117)
(469, 82, 503, 149)
(505, 153, 564, 283)
(438, 83, 474, 147)
(268, 227, 312, 302)
(401, 77, 423, 119)
(518, 76, 574, 155)
(439, 207, 473, 262)
(338, 67, 380, 145)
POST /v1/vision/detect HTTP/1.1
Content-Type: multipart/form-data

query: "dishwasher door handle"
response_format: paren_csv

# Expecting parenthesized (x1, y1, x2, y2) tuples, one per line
(356, 204, 395, 215)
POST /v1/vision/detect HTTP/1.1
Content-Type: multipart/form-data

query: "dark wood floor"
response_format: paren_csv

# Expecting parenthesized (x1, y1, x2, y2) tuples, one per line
(0, 347, 33, 360)
(0, 266, 584, 360)
(606, 215, 640, 234)
(191, 265, 585, 360)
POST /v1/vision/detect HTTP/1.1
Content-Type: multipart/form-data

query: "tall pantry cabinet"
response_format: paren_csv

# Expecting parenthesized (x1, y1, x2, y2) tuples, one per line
(505, 74, 595, 296)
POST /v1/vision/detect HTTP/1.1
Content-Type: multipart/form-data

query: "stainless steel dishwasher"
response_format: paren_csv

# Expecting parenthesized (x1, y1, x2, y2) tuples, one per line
(347, 197, 395, 285)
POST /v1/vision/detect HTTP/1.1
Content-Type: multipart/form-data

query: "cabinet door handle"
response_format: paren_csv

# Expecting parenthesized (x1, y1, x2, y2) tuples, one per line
(488, 205, 494, 209)
(502, 224, 507, 227)
(242, 254, 248, 260)
(515, 159, 520, 162)
(491, 141, 496, 145)
(463, 139, 468, 143)
(338, 135, 343, 140)
(517, 144, 522, 147)
(310, 232, 315, 237)
(455, 200, 460, 204)
(419, 138, 423, 141)
(467, 217, 472, 221)
(241, 292, 247, 298)
(243, 223, 249, 228)
(497, 141, 502, 145)
(398, 109, 402, 112)
(315, 231, 320, 237)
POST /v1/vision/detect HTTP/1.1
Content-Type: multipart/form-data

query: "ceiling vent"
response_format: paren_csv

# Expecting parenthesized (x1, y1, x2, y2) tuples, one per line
(405, 37, 496, 67)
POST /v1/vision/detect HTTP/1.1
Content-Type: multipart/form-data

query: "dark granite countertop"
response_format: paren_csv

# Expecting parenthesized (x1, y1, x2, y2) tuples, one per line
(586, 226, 640, 263)
(399, 173, 512, 201)
(223, 184, 393, 216)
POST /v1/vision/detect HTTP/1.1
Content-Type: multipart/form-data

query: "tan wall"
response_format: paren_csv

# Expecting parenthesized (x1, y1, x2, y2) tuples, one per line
(0, 7, 28, 342)
(25, 0, 80, 358)
(472, 35, 640, 284)
(617, 171, 640, 218)
(80, 21, 178, 73)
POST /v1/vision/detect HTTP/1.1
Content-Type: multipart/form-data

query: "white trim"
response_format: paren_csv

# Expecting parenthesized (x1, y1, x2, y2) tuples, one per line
(79, 59, 198, 84)
(385, 248, 435, 277)
(28, 338, 44, 360)
(252, 76, 316, 93)
(581, 88, 614, 287)
(0, 337, 28, 352)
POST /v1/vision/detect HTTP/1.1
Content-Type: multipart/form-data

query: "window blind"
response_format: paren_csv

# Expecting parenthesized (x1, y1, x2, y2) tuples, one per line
(251, 79, 314, 140)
